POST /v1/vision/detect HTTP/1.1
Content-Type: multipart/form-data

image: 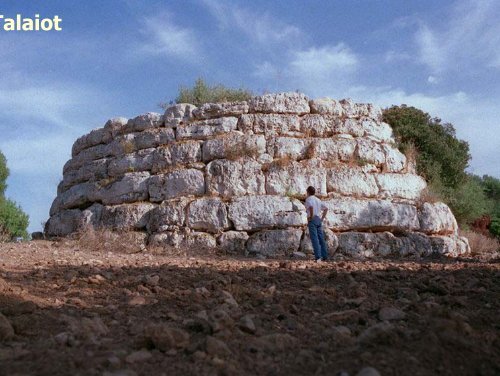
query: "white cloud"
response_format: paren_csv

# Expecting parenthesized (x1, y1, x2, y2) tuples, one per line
(415, 0, 500, 73)
(290, 44, 358, 75)
(139, 13, 200, 59)
(202, 0, 303, 46)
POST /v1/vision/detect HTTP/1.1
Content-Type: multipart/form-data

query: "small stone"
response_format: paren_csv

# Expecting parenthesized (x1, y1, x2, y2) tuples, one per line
(238, 315, 256, 334)
(145, 275, 160, 286)
(128, 296, 146, 306)
(356, 367, 381, 376)
(292, 251, 307, 259)
(125, 349, 152, 363)
(144, 324, 190, 351)
(0, 313, 15, 341)
(221, 290, 238, 307)
(378, 307, 406, 321)
(205, 336, 232, 357)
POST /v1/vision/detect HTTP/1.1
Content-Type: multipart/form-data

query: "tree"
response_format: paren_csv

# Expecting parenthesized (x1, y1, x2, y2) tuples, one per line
(161, 78, 253, 108)
(0, 151, 29, 240)
(383, 105, 470, 189)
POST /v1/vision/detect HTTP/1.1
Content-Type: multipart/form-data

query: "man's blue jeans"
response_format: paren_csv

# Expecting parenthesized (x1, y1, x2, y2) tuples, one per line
(308, 216, 328, 260)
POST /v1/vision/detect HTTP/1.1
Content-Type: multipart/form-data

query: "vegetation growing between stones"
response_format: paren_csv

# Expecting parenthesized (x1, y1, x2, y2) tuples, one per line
(161, 78, 254, 108)
(0, 150, 29, 240)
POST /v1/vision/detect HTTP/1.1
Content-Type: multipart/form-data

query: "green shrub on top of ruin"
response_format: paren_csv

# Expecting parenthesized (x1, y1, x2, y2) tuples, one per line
(161, 78, 254, 108)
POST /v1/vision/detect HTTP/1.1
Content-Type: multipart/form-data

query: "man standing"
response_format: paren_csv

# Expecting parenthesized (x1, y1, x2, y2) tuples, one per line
(305, 186, 328, 262)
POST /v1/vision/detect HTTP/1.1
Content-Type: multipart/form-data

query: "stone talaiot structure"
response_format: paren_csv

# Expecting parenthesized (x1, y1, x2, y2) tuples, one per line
(45, 92, 470, 257)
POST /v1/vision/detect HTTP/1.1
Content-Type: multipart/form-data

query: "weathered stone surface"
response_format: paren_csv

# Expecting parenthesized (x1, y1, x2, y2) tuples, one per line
(128, 129, 175, 151)
(64, 143, 113, 173)
(206, 158, 265, 197)
(149, 231, 216, 249)
(356, 139, 386, 167)
(300, 227, 339, 255)
(176, 117, 238, 140)
(271, 136, 356, 161)
(337, 232, 402, 257)
(228, 196, 306, 231)
(53, 182, 97, 212)
(360, 118, 394, 141)
(237, 114, 301, 136)
(72, 127, 113, 157)
(335, 118, 365, 137)
(382, 144, 406, 172)
(272, 137, 309, 160)
(300, 114, 338, 137)
(186, 198, 229, 233)
(148, 169, 205, 202)
(430, 235, 470, 256)
(96, 172, 150, 205)
(202, 132, 266, 162)
(327, 166, 379, 197)
(108, 148, 155, 177)
(418, 202, 458, 235)
(151, 141, 202, 173)
(315, 137, 357, 161)
(323, 198, 420, 232)
(147, 197, 191, 233)
(376, 173, 427, 201)
(249, 92, 309, 115)
(164, 103, 197, 127)
(123, 112, 163, 133)
(246, 229, 303, 256)
(45, 209, 84, 237)
(217, 231, 249, 253)
(309, 97, 344, 116)
(193, 101, 249, 119)
(103, 117, 128, 137)
(100, 203, 156, 231)
(265, 159, 327, 197)
(59, 159, 108, 193)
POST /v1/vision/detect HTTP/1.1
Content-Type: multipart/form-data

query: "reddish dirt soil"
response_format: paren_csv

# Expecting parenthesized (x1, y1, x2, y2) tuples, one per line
(0, 240, 499, 376)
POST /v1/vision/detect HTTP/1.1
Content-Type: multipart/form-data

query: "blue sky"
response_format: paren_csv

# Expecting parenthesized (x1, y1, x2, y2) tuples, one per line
(0, 0, 499, 233)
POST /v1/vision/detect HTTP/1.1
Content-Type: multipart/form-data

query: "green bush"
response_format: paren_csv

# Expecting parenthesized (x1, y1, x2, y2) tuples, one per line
(445, 177, 492, 225)
(0, 198, 29, 239)
(490, 217, 500, 238)
(0, 150, 29, 241)
(162, 78, 253, 108)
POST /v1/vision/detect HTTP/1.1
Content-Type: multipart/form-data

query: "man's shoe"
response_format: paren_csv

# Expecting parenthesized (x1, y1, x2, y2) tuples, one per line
(315, 258, 323, 263)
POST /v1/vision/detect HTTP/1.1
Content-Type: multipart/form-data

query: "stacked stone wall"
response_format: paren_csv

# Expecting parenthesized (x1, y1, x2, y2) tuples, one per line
(45, 92, 470, 257)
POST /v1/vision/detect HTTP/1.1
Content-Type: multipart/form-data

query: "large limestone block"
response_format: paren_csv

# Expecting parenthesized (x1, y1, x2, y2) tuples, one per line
(193, 101, 249, 119)
(360, 119, 394, 142)
(186, 197, 230, 233)
(228, 196, 306, 231)
(95, 172, 150, 205)
(246, 229, 303, 256)
(108, 148, 155, 177)
(429, 235, 467, 256)
(272, 137, 309, 160)
(382, 144, 406, 172)
(176, 117, 238, 140)
(164, 103, 196, 127)
(129, 128, 175, 151)
(376, 173, 427, 200)
(299, 114, 338, 137)
(335, 118, 365, 137)
(237, 114, 301, 136)
(309, 98, 344, 116)
(398, 233, 433, 256)
(147, 197, 191, 232)
(151, 141, 202, 173)
(337, 232, 400, 257)
(339, 99, 382, 120)
(217, 231, 249, 253)
(418, 202, 458, 235)
(148, 169, 205, 202)
(265, 159, 327, 197)
(54, 182, 97, 212)
(64, 143, 113, 173)
(206, 158, 265, 197)
(100, 203, 156, 231)
(356, 139, 386, 167)
(149, 231, 216, 249)
(323, 198, 420, 232)
(248, 92, 310, 115)
(80, 203, 104, 229)
(123, 112, 163, 133)
(299, 227, 339, 254)
(315, 137, 357, 162)
(59, 159, 108, 193)
(327, 166, 379, 197)
(45, 209, 85, 237)
(72, 127, 113, 157)
(202, 133, 266, 162)
(103, 117, 129, 137)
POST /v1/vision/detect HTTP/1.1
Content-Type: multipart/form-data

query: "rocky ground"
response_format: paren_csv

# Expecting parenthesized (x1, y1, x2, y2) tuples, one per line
(0, 240, 499, 376)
